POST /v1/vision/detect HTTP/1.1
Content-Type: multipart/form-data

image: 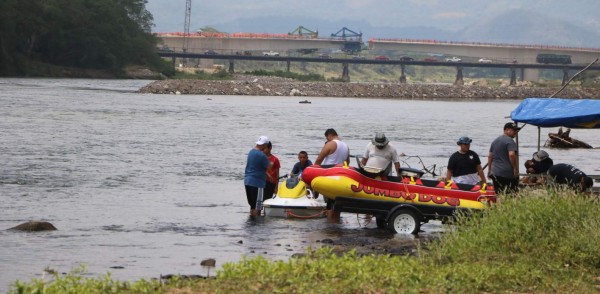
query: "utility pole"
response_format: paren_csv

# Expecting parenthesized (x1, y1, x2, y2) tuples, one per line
(183, 0, 191, 53)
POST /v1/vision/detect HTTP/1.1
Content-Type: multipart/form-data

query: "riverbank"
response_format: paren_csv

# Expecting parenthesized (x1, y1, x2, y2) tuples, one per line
(138, 75, 600, 99)
(10, 190, 600, 293)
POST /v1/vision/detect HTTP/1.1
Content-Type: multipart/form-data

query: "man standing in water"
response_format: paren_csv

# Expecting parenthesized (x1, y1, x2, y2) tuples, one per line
(244, 136, 272, 216)
(263, 141, 280, 201)
(487, 122, 520, 194)
(314, 128, 349, 221)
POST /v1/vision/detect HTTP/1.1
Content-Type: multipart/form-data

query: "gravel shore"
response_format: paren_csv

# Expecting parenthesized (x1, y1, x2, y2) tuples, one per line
(138, 76, 600, 99)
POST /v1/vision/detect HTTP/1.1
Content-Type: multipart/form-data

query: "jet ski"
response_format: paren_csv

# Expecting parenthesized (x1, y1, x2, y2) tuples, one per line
(262, 174, 326, 218)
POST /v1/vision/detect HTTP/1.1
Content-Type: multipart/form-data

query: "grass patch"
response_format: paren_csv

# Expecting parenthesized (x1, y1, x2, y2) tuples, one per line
(172, 69, 233, 80)
(10, 188, 600, 293)
(243, 69, 327, 82)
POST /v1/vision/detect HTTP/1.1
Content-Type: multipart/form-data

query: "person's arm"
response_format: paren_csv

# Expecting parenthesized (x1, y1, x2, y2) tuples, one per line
(487, 152, 493, 177)
(314, 142, 334, 165)
(446, 169, 453, 182)
(476, 164, 487, 183)
(508, 150, 518, 177)
(394, 162, 401, 176)
(345, 147, 350, 165)
(274, 168, 279, 192)
(360, 157, 368, 166)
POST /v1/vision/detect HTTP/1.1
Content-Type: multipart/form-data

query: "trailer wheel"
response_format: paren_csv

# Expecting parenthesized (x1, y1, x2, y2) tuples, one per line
(387, 210, 420, 234)
(375, 216, 386, 228)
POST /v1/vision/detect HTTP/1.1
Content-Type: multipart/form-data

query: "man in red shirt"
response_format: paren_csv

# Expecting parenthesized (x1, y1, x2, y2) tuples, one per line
(264, 141, 280, 200)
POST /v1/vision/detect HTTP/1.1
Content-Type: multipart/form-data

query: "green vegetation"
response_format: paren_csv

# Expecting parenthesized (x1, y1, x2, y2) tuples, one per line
(9, 188, 600, 293)
(0, 0, 174, 77)
(245, 69, 328, 82)
(173, 69, 234, 80)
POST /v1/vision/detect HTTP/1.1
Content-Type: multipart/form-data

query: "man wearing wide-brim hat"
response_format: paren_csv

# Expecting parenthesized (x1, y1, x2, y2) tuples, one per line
(360, 132, 401, 176)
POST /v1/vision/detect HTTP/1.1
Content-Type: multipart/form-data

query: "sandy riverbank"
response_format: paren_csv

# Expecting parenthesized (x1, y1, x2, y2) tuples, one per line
(138, 75, 600, 99)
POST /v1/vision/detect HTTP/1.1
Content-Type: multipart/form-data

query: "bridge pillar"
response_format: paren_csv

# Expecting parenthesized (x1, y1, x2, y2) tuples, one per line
(454, 66, 464, 85)
(510, 67, 517, 86)
(562, 68, 570, 86)
(342, 63, 350, 82)
(228, 59, 234, 73)
(286, 60, 291, 72)
(520, 68, 525, 81)
(399, 64, 406, 83)
(171, 57, 176, 68)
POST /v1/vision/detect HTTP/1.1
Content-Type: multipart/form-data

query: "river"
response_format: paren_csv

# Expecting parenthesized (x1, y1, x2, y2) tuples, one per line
(0, 78, 597, 292)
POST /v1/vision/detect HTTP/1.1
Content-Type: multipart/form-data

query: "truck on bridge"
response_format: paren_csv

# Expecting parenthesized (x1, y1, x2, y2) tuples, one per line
(536, 54, 572, 64)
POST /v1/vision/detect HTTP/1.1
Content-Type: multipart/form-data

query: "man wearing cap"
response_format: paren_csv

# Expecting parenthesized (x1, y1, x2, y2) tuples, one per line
(487, 122, 520, 194)
(446, 136, 486, 185)
(360, 132, 401, 176)
(523, 150, 553, 184)
(244, 135, 273, 216)
(524, 150, 553, 174)
(548, 163, 594, 192)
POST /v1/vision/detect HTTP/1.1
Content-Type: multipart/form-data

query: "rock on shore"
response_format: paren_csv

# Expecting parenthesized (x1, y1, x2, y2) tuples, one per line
(138, 77, 600, 99)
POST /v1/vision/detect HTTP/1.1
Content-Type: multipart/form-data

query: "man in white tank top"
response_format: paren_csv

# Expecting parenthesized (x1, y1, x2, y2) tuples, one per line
(314, 128, 349, 222)
(315, 128, 350, 166)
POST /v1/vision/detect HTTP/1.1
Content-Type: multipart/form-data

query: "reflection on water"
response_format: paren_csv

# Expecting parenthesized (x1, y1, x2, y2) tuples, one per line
(0, 78, 598, 291)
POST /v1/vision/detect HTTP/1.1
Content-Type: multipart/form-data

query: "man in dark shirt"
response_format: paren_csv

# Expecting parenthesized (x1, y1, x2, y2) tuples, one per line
(488, 122, 520, 194)
(548, 163, 594, 192)
(446, 136, 486, 185)
(524, 150, 553, 174)
(291, 151, 312, 176)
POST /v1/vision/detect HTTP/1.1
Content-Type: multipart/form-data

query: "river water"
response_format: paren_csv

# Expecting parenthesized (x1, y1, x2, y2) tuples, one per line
(0, 78, 598, 292)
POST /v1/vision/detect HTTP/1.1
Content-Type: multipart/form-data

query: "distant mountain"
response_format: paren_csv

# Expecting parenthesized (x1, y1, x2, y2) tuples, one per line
(148, 2, 600, 49)
(206, 16, 454, 41)
(201, 11, 600, 49)
(453, 9, 600, 48)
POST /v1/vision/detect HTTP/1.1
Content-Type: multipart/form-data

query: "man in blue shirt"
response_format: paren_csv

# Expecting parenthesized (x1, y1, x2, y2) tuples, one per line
(244, 135, 272, 216)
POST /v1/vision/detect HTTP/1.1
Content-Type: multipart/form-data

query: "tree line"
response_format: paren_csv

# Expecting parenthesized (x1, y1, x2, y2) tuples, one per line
(0, 0, 173, 76)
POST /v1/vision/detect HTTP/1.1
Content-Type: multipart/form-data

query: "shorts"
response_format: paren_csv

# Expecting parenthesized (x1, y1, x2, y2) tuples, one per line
(245, 185, 265, 210)
(264, 181, 277, 200)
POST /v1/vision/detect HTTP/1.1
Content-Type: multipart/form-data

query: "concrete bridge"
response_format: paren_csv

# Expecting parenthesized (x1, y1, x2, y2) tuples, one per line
(158, 51, 600, 85)
(368, 39, 600, 80)
(158, 34, 600, 83)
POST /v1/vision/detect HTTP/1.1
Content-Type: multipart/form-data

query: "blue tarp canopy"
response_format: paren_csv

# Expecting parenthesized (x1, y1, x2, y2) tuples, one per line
(510, 98, 600, 128)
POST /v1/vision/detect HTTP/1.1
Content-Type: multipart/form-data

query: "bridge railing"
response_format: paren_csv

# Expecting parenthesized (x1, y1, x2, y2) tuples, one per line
(368, 38, 600, 52)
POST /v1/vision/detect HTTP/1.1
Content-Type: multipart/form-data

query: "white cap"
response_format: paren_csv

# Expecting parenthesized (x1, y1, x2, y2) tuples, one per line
(256, 135, 270, 145)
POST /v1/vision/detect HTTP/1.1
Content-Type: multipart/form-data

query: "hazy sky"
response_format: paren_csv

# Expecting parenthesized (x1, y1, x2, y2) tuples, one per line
(147, 1, 600, 34)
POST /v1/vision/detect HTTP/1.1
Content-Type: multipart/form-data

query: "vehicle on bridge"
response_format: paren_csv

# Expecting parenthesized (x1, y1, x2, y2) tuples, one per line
(204, 50, 218, 55)
(478, 58, 493, 63)
(318, 53, 332, 59)
(263, 51, 280, 57)
(399, 56, 414, 61)
(157, 46, 174, 53)
(236, 50, 252, 56)
(423, 57, 438, 62)
(446, 57, 462, 62)
(536, 54, 572, 64)
(375, 55, 390, 60)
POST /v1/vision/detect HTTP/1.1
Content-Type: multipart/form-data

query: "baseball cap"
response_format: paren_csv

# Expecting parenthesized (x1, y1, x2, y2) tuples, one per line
(504, 122, 521, 131)
(532, 150, 549, 162)
(457, 136, 472, 145)
(256, 135, 270, 145)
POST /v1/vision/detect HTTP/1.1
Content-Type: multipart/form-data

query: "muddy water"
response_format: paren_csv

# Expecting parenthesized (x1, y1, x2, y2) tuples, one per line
(1, 78, 597, 292)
